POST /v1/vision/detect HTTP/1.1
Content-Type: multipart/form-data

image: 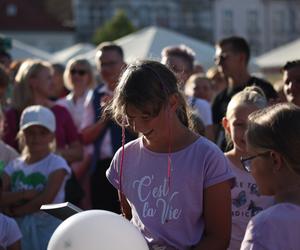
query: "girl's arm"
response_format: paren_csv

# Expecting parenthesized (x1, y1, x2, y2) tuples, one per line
(1, 173, 39, 207)
(193, 180, 232, 250)
(118, 191, 132, 220)
(7, 240, 21, 250)
(10, 169, 68, 217)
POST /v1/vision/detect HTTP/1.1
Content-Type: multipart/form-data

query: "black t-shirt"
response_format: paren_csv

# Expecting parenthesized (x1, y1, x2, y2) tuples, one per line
(212, 76, 278, 151)
(212, 76, 278, 125)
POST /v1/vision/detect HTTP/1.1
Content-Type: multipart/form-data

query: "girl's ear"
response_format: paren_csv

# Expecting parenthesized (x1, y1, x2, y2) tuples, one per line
(168, 93, 179, 112)
(270, 151, 283, 172)
(222, 116, 231, 135)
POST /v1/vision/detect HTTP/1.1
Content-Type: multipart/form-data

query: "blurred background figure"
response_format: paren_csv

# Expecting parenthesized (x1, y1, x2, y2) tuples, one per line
(185, 73, 214, 103)
(161, 44, 214, 140)
(81, 42, 136, 212)
(57, 57, 96, 209)
(282, 60, 300, 107)
(206, 66, 228, 99)
(0, 65, 10, 108)
(50, 63, 69, 101)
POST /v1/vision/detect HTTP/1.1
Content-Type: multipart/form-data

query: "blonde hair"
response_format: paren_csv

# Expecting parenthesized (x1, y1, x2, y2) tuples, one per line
(224, 86, 268, 149)
(247, 103, 300, 175)
(13, 60, 53, 112)
(63, 57, 96, 91)
(226, 86, 267, 118)
(185, 73, 211, 97)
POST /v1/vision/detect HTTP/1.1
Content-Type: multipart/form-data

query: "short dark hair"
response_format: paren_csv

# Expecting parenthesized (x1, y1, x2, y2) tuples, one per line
(282, 60, 300, 71)
(0, 64, 9, 88)
(161, 45, 195, 72)
(52, 63, 65, 74)
(0, 50, 11, 60)
(218, 36, 250, 64)
(96, 42, 124, 59)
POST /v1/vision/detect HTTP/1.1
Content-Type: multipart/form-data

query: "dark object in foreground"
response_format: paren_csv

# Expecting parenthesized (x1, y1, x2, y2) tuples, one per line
(40, 202, 83, 220)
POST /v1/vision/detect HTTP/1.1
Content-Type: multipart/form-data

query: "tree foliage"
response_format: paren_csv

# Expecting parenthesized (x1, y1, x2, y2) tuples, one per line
(92, 9, 136, 45)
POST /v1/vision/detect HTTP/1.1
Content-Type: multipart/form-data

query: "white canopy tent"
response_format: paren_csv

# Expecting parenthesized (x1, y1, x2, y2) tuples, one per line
(50, 43, 96, 64)
(8, 39, 51, 61)
(255, 38, 300, 70)
(79, 26, 216, 70)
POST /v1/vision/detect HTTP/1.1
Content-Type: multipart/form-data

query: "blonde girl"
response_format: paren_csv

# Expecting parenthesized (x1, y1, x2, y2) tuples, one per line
(1, 105, 71, 250)
(222, 86, 274, 249)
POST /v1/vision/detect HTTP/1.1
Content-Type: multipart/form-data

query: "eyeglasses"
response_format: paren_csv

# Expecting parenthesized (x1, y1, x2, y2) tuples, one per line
(70, 69, 87, 76)
(240, 151, 270, 173)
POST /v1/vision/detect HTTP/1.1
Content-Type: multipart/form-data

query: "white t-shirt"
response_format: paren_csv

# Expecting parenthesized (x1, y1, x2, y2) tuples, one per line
(0, 213, 22, 249)
(4, 153, 71, 204)
(187, 96, 212, 126)
(57, 90, 94, 155)
(227, 161, 274, 250)
(241, 203, 300, 250)
(0, 140, 19, 174)
(57, 89, 92, 130)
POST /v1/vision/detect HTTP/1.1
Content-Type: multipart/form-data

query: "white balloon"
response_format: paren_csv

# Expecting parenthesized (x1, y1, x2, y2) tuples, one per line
(48, 210, 149, 250)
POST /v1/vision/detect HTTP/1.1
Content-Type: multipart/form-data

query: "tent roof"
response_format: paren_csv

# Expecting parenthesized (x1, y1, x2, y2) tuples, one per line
(9, 38, 51, 60)
(255, 38, 300, 69)
(80, 26, 216, 70)
(51, 43, 96, 64)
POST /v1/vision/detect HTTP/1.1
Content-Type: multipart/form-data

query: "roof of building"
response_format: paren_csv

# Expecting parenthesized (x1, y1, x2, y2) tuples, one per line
(0, 0, 72, 31)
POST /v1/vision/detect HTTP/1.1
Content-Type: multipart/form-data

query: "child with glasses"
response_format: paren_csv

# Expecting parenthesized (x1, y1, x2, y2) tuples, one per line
(106, 60, 235, 250)
(241, 102, 300, 249)
(222, 86, 274, 250)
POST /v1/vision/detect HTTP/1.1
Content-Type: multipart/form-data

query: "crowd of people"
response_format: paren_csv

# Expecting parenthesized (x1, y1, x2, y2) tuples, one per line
(0, 35, 300, 250)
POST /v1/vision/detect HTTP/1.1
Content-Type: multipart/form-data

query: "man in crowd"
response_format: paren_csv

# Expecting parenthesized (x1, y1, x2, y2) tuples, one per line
(212, 36, 278, 150)
(81, 42, 136, 212)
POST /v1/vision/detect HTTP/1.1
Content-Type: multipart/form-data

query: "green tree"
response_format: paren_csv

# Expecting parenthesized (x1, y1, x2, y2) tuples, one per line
(92, 9, 136, 44)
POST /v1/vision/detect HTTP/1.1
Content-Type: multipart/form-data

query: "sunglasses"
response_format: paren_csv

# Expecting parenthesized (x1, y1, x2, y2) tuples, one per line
(70, 69, 87, 76)
(240, 151, 271, 173)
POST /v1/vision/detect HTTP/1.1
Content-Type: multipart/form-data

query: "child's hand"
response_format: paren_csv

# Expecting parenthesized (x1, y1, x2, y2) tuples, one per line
(23, 189, 40, 200)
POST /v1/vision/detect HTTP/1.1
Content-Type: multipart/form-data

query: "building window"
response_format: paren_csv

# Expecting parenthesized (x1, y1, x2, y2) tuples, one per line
(6, 4, 17, 16)
(222, 10, 234, 35)
(247, 10, 259, 34)
(273, 10, 286, 34)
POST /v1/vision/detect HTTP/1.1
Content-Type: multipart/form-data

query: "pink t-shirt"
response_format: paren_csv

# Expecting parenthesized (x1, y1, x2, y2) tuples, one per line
(107, 136, 235, 250)
(3, 105, 79, 150)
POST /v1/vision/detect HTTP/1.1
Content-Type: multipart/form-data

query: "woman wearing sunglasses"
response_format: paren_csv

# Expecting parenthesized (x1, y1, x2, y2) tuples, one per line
(222, 86, 274, 250)
(57, 57, 96, 208)
(241, 102, 300, 250)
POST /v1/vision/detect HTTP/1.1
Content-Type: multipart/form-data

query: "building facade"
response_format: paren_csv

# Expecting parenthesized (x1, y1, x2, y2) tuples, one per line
(214, 0, 300, 55)
(72, 0, 213, 43)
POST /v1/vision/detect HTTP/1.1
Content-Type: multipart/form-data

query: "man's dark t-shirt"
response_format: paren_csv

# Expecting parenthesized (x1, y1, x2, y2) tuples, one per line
(212, 76, 278, 151)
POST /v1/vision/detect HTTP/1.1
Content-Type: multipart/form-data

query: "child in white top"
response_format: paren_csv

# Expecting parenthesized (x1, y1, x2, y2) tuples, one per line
(106, 60, 234, 249)
(222, 86, 274, 250)
(241, 102, 300, 250)
(0, 178, 22, 250)
(1, 105, 71, 250)
(0, 107, 19, 175)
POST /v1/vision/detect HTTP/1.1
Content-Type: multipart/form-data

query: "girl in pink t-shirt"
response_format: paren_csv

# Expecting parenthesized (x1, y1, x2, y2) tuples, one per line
(106, 60, 234, 249)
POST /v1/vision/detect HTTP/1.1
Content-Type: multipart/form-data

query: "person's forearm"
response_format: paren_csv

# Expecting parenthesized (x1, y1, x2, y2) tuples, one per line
(2, 191, 26, 206)
(58, 142, 83, 163)
(81, 120, 108, 145)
